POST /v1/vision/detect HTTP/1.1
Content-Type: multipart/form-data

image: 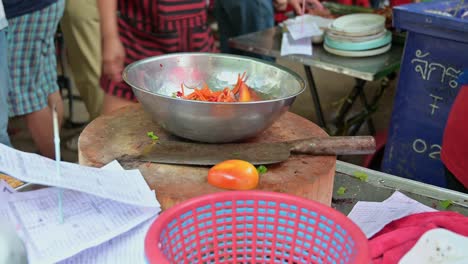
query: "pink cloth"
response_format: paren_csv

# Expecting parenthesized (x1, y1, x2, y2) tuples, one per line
(368, 211, 468, 264)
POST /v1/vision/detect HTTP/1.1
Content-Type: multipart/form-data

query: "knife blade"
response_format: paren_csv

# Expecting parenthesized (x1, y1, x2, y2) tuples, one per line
(124, 136, 375, 166)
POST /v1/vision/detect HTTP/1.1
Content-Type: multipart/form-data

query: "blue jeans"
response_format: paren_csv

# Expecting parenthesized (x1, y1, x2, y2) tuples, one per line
(0, 29, 11, 146)
(215, 0, 274, 61)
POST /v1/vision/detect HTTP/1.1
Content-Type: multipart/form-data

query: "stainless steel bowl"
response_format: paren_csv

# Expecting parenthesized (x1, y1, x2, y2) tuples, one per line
(123, 53, 305, 143)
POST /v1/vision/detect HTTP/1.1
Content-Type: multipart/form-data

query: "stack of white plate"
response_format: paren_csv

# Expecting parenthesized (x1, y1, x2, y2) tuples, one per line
(324, 14, 392, 57)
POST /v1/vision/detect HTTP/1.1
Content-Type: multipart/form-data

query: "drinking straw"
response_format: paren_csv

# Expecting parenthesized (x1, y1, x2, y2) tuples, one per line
(52, 105, 64, 224)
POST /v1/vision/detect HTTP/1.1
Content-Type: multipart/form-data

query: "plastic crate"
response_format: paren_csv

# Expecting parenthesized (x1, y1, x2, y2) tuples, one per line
(145, 191, 369, 264)
(382, 0, 468, 187)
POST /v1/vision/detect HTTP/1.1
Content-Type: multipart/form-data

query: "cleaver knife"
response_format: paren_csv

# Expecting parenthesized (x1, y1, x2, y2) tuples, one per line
(125, 136, 376, 166)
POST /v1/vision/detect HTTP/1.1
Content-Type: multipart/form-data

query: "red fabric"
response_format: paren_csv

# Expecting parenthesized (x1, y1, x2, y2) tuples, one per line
(368, 211, 468, 264)
(390, 0, 412, 7)
(335, 0, 370, 7)
(441, 84, 468, 188)
(274, 5, 294, 24)
(101, 0, 217, 101)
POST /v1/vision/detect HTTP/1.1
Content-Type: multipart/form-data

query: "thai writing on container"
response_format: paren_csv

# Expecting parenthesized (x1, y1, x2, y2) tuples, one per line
(411, 49, 463, 116)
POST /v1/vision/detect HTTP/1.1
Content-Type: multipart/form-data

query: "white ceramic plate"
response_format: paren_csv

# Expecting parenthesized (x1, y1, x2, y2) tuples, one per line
(330, 14, 386, 36)
(323, 43, 391, 57)
(326, 29, 387, 43)
(328, 26, 385, 38)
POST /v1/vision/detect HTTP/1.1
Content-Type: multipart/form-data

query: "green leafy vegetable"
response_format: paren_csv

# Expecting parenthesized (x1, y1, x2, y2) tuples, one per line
(337, 186, 347, 195)
(257, 165, 268, 174)
(171, 92, 178, 98)
(438, 199, 453, 209)
(353, 171, 368, 182)
(147, 131, 159, 141)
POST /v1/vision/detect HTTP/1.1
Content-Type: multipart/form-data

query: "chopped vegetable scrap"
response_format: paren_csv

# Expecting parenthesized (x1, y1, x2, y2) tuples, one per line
(207, 160, 259, 190)
(257, 165, 268, 174)
(147, 131, 159, 141)
(176, 72, 261, 102)
(353, 171, 368, 182)
(337, 186, 347, 195)
(438, 199, 454, 209)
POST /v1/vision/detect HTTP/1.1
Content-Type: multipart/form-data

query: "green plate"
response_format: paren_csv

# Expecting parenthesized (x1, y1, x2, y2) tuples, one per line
(324, 31, 392, 51)
(323, 43, 392, 57)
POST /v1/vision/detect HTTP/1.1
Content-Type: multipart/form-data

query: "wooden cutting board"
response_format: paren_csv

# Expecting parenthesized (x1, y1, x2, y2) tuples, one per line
(78, 104, 336, 210)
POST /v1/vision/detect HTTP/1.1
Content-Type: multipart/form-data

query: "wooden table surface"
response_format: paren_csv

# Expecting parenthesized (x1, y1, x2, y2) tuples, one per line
(78, 104, 335, 210)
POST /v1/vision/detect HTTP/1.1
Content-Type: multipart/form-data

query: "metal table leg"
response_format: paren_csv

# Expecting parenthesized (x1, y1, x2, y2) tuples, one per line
(304, 65, 327, 130)
(347, 76, 392, 136)
(359, 91, 376, 135)
(333, 79, 367, 135)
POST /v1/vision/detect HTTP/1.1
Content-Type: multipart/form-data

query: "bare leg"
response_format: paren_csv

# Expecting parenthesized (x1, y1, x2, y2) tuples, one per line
(48, 91, 64, 127)
(24, 91, 64, 159)
(101, 93, 137, 115)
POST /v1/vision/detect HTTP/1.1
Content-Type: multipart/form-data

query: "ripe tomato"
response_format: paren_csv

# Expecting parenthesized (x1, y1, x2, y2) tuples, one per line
(207, 160, 259, 190)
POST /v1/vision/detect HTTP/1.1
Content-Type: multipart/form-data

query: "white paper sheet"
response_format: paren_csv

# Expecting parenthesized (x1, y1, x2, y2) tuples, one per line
(348, 191, 437, 238)
(0, 192, 28, 264)
(383, 191, 438, 213)
(280, 32, 312, 56)
(0, 182, 13, 222)
(0, 179, 17, 195)
(0, 144, 157, 207)
(100, 160, 126, 171)
(57, 161, 158, 264)
(7, 187, 160, 264)
(0, 180, 16, 221)
(59, 216, 157, 264)
(287, 22, 322, 40)
(281, 14, 334, 30)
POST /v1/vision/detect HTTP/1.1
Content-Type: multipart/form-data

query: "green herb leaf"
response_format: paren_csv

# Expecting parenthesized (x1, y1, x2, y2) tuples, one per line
(257, 165, 268, 174)
(353, 171, 368, 182)
(438, 199, 453, 209)
(337, 186, 347, 195)
(147, 131, 159, 141)
(171, 92, 178, 98)
(231, 152, 241, 156)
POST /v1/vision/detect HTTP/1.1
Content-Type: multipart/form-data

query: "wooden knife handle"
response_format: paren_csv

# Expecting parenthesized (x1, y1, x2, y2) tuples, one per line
(289, 136, 376, 155)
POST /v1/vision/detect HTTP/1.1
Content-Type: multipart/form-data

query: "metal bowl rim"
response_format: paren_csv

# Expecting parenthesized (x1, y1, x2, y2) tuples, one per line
(123, 52, 305, 105)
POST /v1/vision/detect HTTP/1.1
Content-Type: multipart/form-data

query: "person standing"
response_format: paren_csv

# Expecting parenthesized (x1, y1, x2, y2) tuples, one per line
(97, 0, 217, 115)
(215, 0, 275, 58)
(441, 70, 468, 193)
(0, 0, 11, 147)
(4, 0, 65, 159)
(215, 0, 324, 59)
(60, 0, 104, 121)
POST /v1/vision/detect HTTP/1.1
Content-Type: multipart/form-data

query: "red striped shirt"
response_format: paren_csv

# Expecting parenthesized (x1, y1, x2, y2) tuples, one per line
(101, 0, 217, 101)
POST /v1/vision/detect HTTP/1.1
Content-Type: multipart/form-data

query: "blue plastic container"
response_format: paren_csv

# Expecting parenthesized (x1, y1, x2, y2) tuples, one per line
(382, 0, 468, 187)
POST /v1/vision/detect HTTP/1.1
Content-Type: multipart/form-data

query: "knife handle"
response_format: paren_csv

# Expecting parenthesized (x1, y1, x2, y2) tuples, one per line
(289, 136, 376, 155)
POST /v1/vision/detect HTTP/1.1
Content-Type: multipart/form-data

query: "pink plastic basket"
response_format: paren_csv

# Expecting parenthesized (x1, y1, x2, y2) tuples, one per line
(145, 191, 369, 264)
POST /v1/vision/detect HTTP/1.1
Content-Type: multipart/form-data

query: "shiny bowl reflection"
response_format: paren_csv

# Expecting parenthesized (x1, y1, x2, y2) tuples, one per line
(123, 52, 305, 143)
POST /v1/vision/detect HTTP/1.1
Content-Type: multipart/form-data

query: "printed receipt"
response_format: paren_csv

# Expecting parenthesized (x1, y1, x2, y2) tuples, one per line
(0, 144, 157, 207)
(59, 216, 157, 264)
(0, 181, 14, 221)
(1, 161, 160, 264)
(348, 191, 437, 238)
(7, 187, 160, 264)
(280, 32, 312, 56)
